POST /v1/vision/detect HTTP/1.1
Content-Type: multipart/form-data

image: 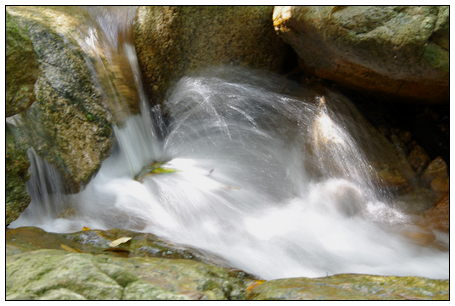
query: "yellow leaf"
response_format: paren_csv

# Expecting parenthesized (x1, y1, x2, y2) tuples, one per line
(60, 244, 81, 253)
(82, 226, 91, 231)
(109, 237, 132, 247)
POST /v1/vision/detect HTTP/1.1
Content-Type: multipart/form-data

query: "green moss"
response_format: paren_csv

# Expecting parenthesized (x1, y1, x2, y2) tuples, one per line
(5, 123, 31, 225)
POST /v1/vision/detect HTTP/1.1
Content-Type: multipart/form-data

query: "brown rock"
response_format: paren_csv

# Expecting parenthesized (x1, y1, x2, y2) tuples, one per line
(406, 145, 431, 175)
(134, 6, 289, 105)
(421, 192, 449, 233)
(430, 177, 449, 201)
(421, 156, 448, 186)
(273, 6, 449, 104)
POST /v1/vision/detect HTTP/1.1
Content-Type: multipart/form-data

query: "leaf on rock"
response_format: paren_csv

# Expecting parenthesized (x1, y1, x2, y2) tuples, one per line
(82, 226, 91, 231)
(109, 236, 132, 247)
(60, 244, 81, 253)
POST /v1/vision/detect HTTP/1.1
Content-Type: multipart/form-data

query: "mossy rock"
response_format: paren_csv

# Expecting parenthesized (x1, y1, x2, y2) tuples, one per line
(6, 248, 249, 300)
(7, 6, 114, 193)
(5, 123, 31, 225)
(247, 274, 449, 300)
(6, 11, 39, 117)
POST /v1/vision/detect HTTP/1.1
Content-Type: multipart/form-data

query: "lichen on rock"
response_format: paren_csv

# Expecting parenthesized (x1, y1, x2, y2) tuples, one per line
(7, 6, 114, 193)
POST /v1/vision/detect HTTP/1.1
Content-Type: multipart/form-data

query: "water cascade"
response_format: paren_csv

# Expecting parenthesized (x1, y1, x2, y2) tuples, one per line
(10, 7, 449, 280)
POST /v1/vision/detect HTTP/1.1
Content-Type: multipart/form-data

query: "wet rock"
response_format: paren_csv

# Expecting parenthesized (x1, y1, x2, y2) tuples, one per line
(407, 145, 431, 175)
(393, 187, 435, 214)
(6, 227, 238, 269)
(6, 6, 114, 193)
(430, 177, 449, 201)
(420, 192, 449, 233)
(421, 156, 448, 186)
(247, 274, 449, 300)
(413, 113, 450, 169)
(5, 123, 31, 225)
(273, 6, 449, 104)
(6, 11, 39, 117)
(134, 6, 289, 105)
(390, 134, 407, 157)
(306, 91, 417, 194)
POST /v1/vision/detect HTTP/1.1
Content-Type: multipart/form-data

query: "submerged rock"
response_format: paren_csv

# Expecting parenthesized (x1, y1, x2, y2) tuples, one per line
(6, 6, 114, 193)
(273, 6, 449, 104)
(5, 123, 31, 225)
(6, 11, 39, 117)
(134, 6, 289, 105)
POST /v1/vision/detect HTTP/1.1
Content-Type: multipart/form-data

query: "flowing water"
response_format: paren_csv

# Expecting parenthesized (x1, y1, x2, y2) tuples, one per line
(10, 7, 449, 280)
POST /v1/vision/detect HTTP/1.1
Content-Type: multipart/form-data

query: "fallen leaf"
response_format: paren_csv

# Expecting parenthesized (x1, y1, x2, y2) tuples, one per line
(82, 226, 91, 231)
(61, 244, 81, 253)
(109, 236, 132, 247)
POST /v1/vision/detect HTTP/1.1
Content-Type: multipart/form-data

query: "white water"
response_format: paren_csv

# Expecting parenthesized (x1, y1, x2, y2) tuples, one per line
(10, 7, 449, 280)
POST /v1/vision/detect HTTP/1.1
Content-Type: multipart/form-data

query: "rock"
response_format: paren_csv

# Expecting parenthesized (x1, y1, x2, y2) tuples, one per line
(81, 6, 142, 124)
(390, 133, 407, 157)
(307, 91, 417, 194)
(247, 274, 449, 300)
(6, 248, 249, 300)
(273, 6, 449, 104)
(5, 123, 31, 225)
(6, 227, 245, 271)
(407, 144, 431, 175)
(420, 192, 449, 233)
(413, 113, 450, 168)
(6, 11, 40, 117)
(134, 6, 289, 105)
(393, 187, 435, 214)
(7, 6, 114, 193)
(6, 226, 448, 300)
(430, 177, 449, 201)
(421, 156, 448, 186)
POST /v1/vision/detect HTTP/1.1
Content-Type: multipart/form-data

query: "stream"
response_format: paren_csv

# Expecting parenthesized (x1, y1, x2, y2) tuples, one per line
(10, 6, 449, 280)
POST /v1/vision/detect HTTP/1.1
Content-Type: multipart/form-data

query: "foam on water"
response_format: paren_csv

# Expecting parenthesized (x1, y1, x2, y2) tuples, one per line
(12, 68, 449, 280)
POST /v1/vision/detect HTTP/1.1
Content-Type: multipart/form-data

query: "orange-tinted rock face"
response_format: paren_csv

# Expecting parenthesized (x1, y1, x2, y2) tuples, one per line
(273, 6, 449, 104)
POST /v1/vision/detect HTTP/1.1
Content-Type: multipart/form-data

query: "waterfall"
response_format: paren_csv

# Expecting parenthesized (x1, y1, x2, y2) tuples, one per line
(10, 7, 449, 280)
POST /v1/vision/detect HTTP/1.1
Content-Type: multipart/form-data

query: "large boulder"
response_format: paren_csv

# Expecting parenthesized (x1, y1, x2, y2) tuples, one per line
(5, 11, 40, 117)
(5, 123, 31, 225)
(6, 227, 251, 300)
(273, 6, 449, 104)
(6, 6, 114, 193)
(134, 6, 289, 105)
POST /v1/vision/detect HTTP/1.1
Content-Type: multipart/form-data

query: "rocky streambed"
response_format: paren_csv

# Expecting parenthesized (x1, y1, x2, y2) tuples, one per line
(5, 5, 449, 300)
(6, 227, 449, 300)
